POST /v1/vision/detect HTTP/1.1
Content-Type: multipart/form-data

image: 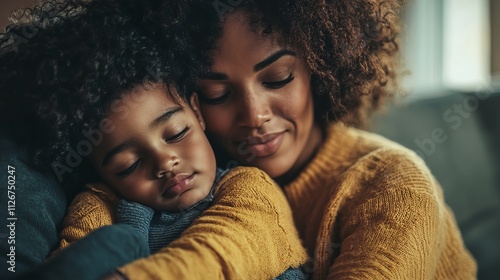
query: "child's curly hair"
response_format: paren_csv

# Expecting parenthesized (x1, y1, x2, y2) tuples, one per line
(0, 0, 199, 191)
(136, 0, 402, 126)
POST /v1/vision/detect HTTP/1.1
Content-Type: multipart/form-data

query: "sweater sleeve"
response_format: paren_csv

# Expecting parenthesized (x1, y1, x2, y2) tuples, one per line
(52, 188, 115, 255)
(118, 166, 308, 279)
(328, 150, 457, 279)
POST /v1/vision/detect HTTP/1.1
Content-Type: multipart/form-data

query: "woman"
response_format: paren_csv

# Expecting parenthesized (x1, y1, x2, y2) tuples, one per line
(133, 0, 476, 278)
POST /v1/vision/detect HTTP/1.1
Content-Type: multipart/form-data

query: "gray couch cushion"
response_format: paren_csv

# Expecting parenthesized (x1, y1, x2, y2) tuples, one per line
(0, 135, 67, 278)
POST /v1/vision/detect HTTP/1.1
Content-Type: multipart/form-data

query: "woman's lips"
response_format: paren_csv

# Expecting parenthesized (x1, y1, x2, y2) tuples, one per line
(163, 173, 194, 197)
(238, 132, 285, 158)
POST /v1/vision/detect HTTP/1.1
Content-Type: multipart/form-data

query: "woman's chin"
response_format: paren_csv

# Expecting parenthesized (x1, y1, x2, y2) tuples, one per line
(244, 157, 294, 181)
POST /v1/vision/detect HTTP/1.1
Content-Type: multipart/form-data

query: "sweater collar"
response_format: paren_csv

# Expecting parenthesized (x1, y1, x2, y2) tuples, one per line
(283, 123, 358, 194)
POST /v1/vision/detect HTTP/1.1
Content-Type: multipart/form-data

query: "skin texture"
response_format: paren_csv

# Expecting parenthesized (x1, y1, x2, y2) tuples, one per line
(193, 14, 323, 184)
(89, 85, 216, 212)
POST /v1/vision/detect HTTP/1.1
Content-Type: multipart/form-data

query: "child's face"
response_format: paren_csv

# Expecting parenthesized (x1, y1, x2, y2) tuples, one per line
(89, 85, 217, 212)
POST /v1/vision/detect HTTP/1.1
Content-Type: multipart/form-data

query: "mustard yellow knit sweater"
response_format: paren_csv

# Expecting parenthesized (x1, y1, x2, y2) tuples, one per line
(57, 123, 476, 279)
(281, 123, 476, 279)
(55, 167, 308, 279)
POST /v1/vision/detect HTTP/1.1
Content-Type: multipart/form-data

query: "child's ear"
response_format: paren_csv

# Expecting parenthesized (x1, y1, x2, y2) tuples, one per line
(189, 93, 206, 131)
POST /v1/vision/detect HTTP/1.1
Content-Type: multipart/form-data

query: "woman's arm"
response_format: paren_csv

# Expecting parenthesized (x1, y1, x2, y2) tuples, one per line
(330, 187, 442, 279)
(326, 150, 476, 279)
(117, 166, 308, 279)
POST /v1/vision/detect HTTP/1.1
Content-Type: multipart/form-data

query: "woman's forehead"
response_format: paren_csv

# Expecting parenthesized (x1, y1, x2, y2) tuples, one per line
(212, 13, 284, 66)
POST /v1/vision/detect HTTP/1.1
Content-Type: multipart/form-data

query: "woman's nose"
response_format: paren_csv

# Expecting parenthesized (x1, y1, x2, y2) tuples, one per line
(237, 88, 272, 128)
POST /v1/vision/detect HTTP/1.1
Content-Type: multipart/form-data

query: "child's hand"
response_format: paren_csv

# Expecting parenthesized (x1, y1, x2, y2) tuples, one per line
(115, 199, 154, 241)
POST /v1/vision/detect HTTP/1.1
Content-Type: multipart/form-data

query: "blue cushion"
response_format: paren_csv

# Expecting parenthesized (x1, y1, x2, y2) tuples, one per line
(0, 135, 66, 278)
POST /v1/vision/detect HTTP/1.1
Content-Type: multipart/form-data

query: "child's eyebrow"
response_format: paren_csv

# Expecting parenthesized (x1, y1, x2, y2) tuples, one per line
(102, 142, 133, 167)
(150, 106, 184, 129)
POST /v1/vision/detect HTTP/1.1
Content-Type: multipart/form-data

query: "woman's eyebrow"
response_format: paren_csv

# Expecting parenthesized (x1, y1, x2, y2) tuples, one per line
(253, 49, 296, 72)
(202, 49, 296, 80)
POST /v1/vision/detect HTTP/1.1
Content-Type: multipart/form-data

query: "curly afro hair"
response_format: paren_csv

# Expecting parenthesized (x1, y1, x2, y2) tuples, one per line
(0, 0, 199, 192)
(136, 0, 402, 127)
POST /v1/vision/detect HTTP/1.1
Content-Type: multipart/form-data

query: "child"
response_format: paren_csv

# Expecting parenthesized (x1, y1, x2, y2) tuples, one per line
(0, 1, 307, 279)
(54, 83, 308, 280)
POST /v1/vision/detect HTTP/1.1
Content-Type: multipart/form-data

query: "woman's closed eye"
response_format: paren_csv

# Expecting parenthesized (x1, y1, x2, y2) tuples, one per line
(262, 73, 294, 89)
(197, 73, 294, 105)
(197, 91, 230, 105)
(117, 159, 141, 177)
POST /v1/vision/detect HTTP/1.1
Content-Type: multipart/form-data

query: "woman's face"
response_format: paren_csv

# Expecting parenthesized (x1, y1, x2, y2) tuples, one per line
(193, 13, 323, 181)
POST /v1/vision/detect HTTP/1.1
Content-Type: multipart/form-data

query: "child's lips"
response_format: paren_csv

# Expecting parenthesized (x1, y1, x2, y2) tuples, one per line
(162, 173, 194, 197)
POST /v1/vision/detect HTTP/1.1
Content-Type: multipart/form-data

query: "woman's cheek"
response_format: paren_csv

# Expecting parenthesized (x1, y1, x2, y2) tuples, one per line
(201, 107, 232, 137)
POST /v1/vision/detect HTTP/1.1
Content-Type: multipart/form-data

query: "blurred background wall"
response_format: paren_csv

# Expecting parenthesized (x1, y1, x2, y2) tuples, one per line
(491, 0, 500, 75)
(401, 0, 496, 95)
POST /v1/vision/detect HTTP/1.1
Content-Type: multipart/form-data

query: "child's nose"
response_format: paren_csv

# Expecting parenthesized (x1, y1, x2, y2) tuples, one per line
(155, 152, 180, 178)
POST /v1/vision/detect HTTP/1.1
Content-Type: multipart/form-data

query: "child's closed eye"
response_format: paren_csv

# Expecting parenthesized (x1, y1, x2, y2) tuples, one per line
(165, 126, 190, 143)
(116, 159, 141, 177)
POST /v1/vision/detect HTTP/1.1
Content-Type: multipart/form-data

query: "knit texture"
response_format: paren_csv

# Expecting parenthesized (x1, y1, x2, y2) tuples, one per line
(114, 168, 227, 253)
(282, 123, 477, 279)
(55, 184, 118, 254)
(114, 199, 153, 245)
(55, 166, 308, 279)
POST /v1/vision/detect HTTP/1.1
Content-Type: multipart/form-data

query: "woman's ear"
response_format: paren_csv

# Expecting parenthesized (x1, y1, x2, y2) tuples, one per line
(189, 93, 206, 131)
